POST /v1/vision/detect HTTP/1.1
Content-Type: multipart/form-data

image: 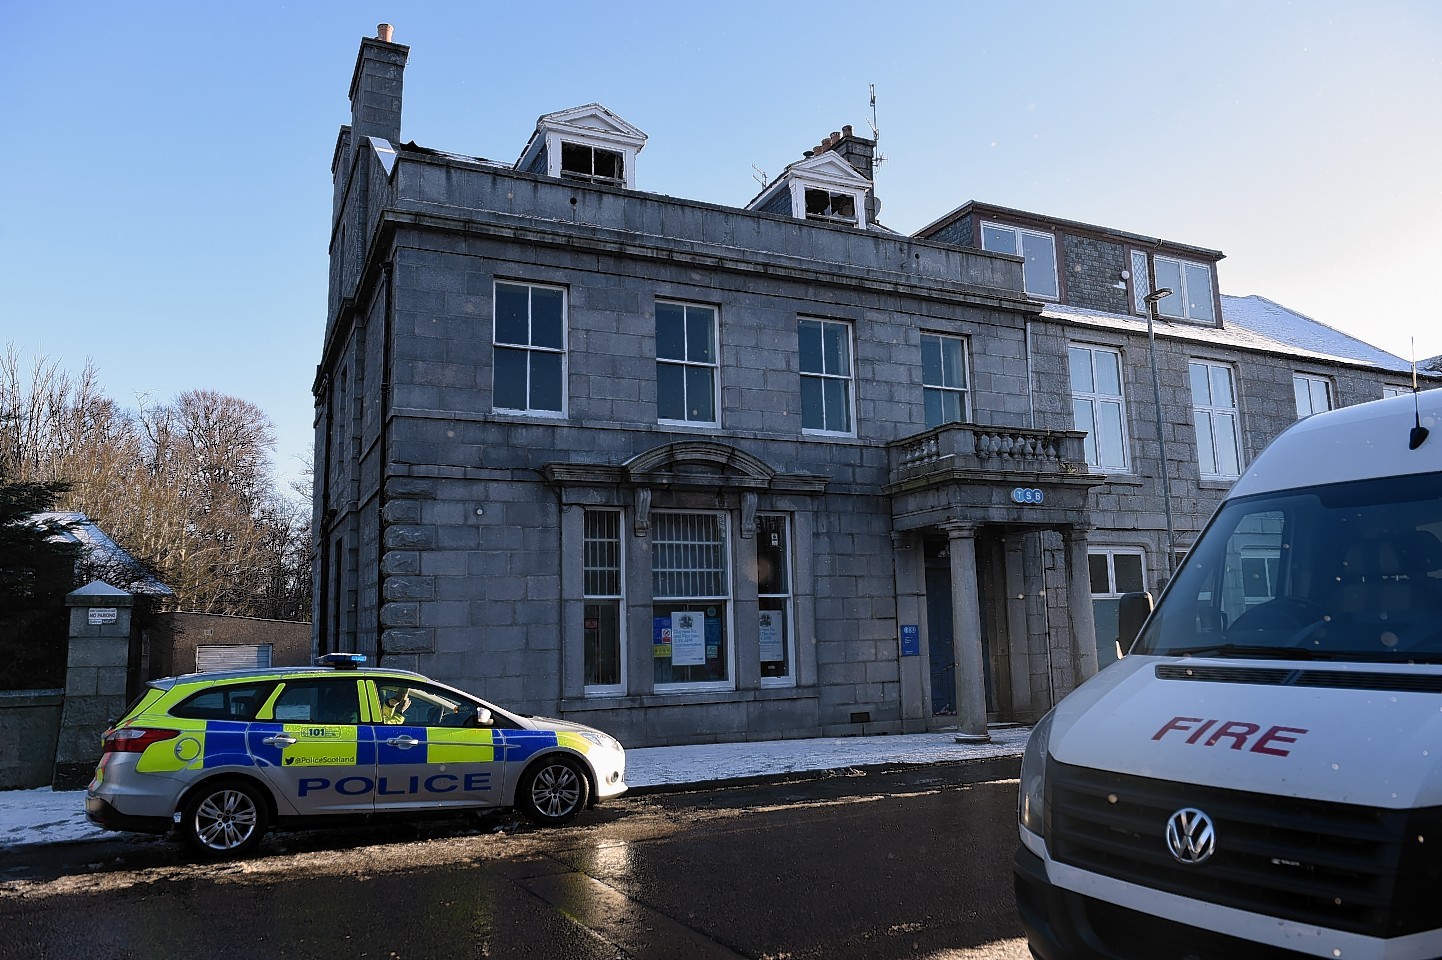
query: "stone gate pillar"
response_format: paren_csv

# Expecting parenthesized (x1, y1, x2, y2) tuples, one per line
(53, 581, 135, 789)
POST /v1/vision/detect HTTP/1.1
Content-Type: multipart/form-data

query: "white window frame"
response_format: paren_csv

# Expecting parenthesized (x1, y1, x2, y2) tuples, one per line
(803, 187, 858, 225)
(1383, 384, 1411, 399)
(757, 514, 796, 688)
(1069, 344, 1131, 472)
(981, 222, 1059, 300)
(1190, 359, 1242, 480)
(1293, 373, 1332, 419)
(651, 511, 735, 693)
(559, 141, 624, 185)
(921, 333, 970, 428)
(582, 509, 626, 697)
(1153, 256, 1216, 323)
(656, 300, 720, 427)
(493, 280, 567, 416)
(798, 318, 856, 436)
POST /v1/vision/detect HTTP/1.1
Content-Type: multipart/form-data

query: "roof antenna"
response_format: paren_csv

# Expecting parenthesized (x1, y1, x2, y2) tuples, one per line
(1409, 337, 1429, 450)
(868, 84, 887, 168)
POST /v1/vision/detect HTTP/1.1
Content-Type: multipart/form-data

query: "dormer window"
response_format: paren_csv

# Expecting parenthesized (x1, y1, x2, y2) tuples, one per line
(1154, 256, 1216, 323)
(804, 189, 857, 224)
(561, 142, 624, 185)
(981, 223, 1059, 300)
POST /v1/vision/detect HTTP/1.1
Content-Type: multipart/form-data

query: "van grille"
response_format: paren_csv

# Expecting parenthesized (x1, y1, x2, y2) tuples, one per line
(1047, 759, 1442, 938)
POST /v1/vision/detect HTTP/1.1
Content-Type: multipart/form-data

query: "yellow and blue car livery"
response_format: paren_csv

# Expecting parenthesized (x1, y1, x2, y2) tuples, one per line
(85, 655, 627, 857)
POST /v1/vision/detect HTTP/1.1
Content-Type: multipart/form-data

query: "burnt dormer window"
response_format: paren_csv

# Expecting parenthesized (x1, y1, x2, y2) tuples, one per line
(804, 189, 857, 224)
(561, 142, 624, 184)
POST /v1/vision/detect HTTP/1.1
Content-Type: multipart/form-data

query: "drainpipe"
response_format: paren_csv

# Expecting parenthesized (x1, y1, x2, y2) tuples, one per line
(376, 262, 395, 664)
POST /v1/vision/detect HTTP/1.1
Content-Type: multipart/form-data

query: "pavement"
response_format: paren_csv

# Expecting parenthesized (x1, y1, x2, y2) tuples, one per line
(0, 725, 1031, 850)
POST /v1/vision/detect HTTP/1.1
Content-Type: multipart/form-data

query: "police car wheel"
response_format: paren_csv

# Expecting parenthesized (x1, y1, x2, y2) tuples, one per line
(180, 779, 268, 858)
(517, 756, 590, 826)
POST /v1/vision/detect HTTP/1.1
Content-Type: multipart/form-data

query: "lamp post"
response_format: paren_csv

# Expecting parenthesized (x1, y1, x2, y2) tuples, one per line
(1143, 288, 1178, 579)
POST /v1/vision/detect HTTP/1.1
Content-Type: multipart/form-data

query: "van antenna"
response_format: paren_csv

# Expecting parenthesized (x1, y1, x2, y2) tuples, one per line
(1409, 337, 1429, 450)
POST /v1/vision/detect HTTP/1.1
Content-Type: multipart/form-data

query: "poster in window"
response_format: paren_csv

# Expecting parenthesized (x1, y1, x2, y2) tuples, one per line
(671, 611, 705, 666)
(653, 617, 673, 658)
(759, 611, 783, 662)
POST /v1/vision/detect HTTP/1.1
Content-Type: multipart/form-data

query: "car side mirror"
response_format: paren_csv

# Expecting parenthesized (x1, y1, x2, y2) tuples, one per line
(476, 707, 493, 727)
(1116, 591, 1154, 658)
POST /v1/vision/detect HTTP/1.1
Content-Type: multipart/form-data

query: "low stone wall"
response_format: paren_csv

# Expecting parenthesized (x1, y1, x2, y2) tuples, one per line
(0, 690, 65, 790)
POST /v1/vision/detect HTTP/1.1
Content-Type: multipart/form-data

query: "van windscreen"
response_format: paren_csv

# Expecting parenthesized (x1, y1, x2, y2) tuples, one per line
(1134, 471, 1442, 663)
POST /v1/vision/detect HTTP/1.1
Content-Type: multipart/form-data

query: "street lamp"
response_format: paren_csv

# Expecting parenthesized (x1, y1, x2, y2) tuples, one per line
(1143, 288, 1178, 579)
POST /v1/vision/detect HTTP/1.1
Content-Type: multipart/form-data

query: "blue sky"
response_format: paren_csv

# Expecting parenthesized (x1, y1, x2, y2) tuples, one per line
(5, 1, 1439, 488)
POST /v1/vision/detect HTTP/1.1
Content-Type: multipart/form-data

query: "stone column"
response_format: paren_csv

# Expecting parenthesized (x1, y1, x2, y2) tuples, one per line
(944, 522, 990, 743)
(1065, 525, 1101, 684)
(53, 581, 136, 789)
(890, 532, 928, 732)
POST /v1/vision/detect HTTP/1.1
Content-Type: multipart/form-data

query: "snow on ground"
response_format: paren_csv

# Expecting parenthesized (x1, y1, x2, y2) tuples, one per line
(0, 727, 1029, 849)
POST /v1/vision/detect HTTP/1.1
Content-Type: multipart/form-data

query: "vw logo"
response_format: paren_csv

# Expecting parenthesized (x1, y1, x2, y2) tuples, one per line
(1165, 807, 1216, 865)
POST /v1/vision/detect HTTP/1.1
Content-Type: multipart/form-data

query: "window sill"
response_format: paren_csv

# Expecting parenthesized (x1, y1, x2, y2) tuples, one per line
(1198, 478, 1237, 491)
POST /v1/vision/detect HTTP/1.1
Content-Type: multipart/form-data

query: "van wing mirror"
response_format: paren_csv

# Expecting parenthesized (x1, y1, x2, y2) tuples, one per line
(1116, 591, 1154, 658)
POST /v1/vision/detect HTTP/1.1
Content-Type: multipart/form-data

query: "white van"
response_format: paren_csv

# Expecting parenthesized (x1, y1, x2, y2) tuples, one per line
(1015, 389, 1442, 960)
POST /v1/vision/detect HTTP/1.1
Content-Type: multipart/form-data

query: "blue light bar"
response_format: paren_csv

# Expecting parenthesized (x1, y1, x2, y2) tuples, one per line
(315, 653, 368, 670)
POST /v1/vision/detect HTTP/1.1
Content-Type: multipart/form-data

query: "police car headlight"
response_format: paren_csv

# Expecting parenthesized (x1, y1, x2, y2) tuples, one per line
(1019, 710, 1055, 841)
(580, 731, 621, 753)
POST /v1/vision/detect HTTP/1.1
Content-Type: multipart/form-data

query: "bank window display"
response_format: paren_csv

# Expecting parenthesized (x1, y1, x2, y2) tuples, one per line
(756, 514, 794, 683)
(1089, 548, 1146, 665)
(493, 281, 566, 415)
(583, 509, 624, 695)
(652, 512, 732, 689)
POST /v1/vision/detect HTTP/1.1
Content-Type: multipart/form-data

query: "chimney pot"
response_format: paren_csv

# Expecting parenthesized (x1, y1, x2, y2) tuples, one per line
(377, 23, 394, 42)
(842, 124, 853, 137)
(820, 136, 833, 150)
(831, 131, 841, 141)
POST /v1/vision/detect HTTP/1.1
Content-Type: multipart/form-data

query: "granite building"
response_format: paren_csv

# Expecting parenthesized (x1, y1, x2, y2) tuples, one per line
(314, 27, 1429, 747)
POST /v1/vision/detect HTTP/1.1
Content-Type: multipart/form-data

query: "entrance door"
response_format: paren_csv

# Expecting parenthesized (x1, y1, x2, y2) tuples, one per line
(924, 535, 998, 722)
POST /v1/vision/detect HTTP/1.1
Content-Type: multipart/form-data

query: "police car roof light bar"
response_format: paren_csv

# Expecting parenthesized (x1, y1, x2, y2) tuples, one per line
(315, 653, 368, 670)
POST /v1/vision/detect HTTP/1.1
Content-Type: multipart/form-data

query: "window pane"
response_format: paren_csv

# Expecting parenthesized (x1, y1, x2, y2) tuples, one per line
(1293, 377, 1311, 418)
(1184, 263, 1214, 322)
(686, 307, 715, 364)
(821, 323, 850, 376)
(1021, 232, 1058, 299)
(801, 376, 825, 430)
(494, 347, 528, 409)
(561, 141, 591, 175)
(924, 388, 944, 429)
(756, 516, 789, 596)
(495, 283, 530, 345)
(1088, 553, 1111, 594)
(1097, 400, 1125, 469)
(921, 335, 942, 387)
(530, 288, 564, 350)
(798, 321, 823, 374)
(653, 603, 729, 684)
(1069, 347, 1094, 393)
(941, 390, 963, 425)
(529, 351, 563, 411)
(1195, 410, 1216, 474)
(1210, 366, 1234, 407)
(656, 302, 686, 361)
(593, 148, 623, 181)
(1094, 349, 1121, 395)
(685, 365, 715, 422)
(1215, 413, 1240, 476)
(1156, 260, 1183, 318)
(1114, 553, 1144, 593)
(657, 362, 686, 420)
(823, 378, 851, 432)
(940, 337, 966, 389)
(982, 224, 1017, 254)
(1189, 362, 1211, 404)
(583, 511, 621, 597)
(1074, 398, 1098, 465)
(584, 601, 621, 687)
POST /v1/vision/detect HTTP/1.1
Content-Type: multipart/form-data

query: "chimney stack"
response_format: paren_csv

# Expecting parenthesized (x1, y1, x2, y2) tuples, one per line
(348, 25, 410, 146)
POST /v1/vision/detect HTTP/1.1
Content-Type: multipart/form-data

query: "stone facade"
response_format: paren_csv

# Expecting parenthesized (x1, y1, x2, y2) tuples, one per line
(314, 29, 1430, 747)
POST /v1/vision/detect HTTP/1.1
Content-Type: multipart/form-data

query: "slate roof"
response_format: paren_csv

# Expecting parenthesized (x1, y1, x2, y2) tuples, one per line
(34, 512, 173, 598)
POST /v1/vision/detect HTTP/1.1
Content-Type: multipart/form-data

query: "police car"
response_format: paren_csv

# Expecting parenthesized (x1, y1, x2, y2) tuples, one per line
(86, 654, 628, 858)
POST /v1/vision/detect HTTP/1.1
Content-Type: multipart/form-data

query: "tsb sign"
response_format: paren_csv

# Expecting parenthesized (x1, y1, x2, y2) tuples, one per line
(1011, 487, 1044, 505)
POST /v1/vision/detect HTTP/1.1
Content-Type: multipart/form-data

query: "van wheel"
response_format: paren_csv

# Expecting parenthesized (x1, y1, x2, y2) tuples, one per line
(180, 779, 268, 858)
(517, 756, 590, 826)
